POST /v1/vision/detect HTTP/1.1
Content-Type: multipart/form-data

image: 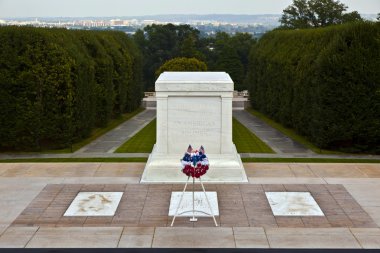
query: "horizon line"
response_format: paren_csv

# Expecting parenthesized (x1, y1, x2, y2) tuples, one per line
(1, 13, 285, 19)
(1, 12, 377, 19)
(1, 12, 376, 20)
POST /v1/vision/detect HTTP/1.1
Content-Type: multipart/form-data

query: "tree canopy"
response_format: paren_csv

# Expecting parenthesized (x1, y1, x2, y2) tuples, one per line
(212, 32, 256, 90)
(133, 24, 256, 91)
(280, 0, 363, 29)
(133, 24, 204, 90)
(155, 57, 207, 77)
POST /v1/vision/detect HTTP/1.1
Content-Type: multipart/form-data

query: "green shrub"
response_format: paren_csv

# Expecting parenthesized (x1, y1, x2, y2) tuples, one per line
(0, 27, 143, 150)
(247, 22, 380, 153)
(155, 57, 207, 78)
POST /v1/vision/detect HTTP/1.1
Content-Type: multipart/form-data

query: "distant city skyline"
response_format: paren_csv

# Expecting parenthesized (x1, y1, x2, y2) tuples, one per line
(0, 0, 379, 18)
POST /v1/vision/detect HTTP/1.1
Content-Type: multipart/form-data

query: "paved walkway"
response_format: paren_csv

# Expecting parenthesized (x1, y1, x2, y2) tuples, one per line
(233, 110, 313, 154)
(76, 109, 156, 153)
(0, 162, 380, 248)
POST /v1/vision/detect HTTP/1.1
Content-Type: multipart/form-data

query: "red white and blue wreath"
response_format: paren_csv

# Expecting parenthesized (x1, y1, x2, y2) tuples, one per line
(181, 145, 209, 178)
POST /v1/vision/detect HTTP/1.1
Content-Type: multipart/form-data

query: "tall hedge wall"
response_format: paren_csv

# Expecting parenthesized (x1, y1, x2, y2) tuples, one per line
(247, 22, 380, 153)
(0, 27, 143, 150)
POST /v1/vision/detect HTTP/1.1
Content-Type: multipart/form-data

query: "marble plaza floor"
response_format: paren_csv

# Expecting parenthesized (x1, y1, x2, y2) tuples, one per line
(0, 162, 380, 248)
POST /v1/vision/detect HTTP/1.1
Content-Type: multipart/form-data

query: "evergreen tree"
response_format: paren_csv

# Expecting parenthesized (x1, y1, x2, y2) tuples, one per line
(216, 45, 244, 90)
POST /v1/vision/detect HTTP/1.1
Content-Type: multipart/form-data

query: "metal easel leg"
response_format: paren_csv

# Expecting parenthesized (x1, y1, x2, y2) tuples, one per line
(171, 176, 190, 227)
(190, 176, 198, 222)
(199, 177, 218, 227)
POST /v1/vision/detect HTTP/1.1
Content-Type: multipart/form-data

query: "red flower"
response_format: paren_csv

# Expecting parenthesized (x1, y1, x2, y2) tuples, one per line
(181, 153, 209, 178)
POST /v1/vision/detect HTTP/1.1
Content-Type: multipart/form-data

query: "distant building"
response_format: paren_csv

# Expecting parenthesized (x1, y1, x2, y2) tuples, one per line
(110, 19, 124, 26)
(142, 20, 156, 25)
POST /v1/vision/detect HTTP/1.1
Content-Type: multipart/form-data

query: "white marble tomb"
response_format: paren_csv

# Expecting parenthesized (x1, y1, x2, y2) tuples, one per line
(168, 192, 219, 217)
(140, 72, 248, 183)
(265, 192, 324, 216)
(64, 192, 123, 216)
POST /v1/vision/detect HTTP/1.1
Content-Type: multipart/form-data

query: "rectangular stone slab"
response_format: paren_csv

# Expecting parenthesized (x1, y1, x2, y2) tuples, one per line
(265, 192, 324, 216)
(169, 191, 219, 217)
(64, 192, 123, 216)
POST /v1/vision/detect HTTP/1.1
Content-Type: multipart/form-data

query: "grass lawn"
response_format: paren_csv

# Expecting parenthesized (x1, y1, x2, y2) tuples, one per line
(116, 117, 274, 154)
(115, 119, 156, 153)
(233, 118, 275, 153)
(241, 158, 380, 163)
(246, 108, 342, 154)
(60, 107, 145, 153)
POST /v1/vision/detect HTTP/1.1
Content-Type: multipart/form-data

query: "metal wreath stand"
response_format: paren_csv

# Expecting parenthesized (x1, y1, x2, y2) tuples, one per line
(170, 155, 218, 227)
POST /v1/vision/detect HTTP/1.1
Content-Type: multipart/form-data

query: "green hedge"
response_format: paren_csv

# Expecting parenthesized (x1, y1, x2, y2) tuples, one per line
(0, 27, 143, 150)
(247, 22, 380, 153)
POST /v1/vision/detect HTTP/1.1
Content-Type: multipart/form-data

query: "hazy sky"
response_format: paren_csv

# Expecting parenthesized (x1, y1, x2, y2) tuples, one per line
(0, 0, 379, 18)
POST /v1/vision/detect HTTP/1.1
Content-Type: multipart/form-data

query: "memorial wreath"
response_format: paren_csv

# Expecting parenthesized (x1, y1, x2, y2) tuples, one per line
(181, 145, 209, 178)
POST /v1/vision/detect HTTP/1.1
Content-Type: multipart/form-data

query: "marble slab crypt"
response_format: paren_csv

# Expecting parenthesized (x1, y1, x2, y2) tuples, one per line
(168, 192, 219, 217)
(141, 72, 248, 183)
(265, 192, 324, 216)
(64, 192, 123, 216)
